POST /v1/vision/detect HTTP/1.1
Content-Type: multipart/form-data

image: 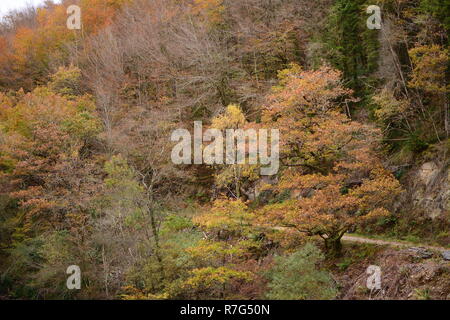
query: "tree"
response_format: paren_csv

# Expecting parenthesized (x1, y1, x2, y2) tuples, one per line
(210, 104, 260, 199)
(409, 45, 448, 94)
(0, 70, 103, 298)
(258, 64, 403, 256)
(323, 0, 379, 91)
(168, 199, 266, 299)
(93, 154, 160, 297)
(123, 200, 260, 300)
(194, 198, 255, 238)
(408, 45, 449, 137)
(0, 85, 101, 235)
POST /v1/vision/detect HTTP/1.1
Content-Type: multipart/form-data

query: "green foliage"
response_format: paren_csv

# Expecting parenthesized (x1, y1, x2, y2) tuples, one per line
(413, 288, 431, 300)
(406, 133, 429, 153)
(61, 110, 102, 141)
(336, 258, 353, 271)
(265, 243, 337, 300)
(160, 214, 194, 235)
(1, 230, 82, 299)
(100, 155, 149, 229)
(178, 266, 253, 299)
(420, 0, 450, 32)
(0, 237, 44, 298)
(323, 0, 379, 91)
(49, 66, 83, 97)
(124, 229, 203, 298)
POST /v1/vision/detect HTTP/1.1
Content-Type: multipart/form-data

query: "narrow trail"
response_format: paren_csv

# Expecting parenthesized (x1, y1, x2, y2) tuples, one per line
(271, 226, 449, 252)
(342, 234, 449, 252)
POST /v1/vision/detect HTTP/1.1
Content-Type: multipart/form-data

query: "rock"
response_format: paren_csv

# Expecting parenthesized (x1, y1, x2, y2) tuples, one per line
(417, 162, 439, 186)
(442, 250, 450, 261)
(408, 247, 433, 259)
(411, 161, 449, 220)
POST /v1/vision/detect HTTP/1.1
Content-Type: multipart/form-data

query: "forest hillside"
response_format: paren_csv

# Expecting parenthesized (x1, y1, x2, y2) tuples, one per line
(0, 0, 449, 300)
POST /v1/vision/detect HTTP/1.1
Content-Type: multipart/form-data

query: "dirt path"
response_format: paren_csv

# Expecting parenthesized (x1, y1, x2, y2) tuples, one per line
(342, 234, 448, 252)
(270, 226, 449, 252)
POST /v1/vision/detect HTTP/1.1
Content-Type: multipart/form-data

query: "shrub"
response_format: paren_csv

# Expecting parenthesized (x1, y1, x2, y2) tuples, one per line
(265, 243, 337, 300)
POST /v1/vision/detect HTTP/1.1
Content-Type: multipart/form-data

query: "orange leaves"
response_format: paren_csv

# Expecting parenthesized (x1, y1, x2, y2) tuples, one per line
(11, 27, 35, 68)
(257, 64, 403, 251)
(80, 0, 115, 34)
(348, 167, 403, 210)
(0, 72, 101, 235)
(262, 64, 365, 173)
(265, 64, 353, 118)
(260, 166, 402, 243)
(0, 0, 129, 90)
(75, 0, 132, 34)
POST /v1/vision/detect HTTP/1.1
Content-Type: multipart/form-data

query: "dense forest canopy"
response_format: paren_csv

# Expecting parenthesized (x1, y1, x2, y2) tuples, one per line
(0, 0, 448, 300)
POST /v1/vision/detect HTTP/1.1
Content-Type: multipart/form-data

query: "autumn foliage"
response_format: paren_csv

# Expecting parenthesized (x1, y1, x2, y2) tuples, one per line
(0, 0, 447, 300)
(257, 64, 403, 256)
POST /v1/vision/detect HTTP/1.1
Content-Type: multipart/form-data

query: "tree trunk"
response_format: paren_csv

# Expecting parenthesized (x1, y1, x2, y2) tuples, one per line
(444, 93, 449, 138)
(324, 236, 343, 257)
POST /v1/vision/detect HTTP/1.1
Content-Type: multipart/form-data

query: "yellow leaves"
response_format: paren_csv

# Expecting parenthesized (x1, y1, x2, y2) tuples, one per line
(182, 266, 252, 289)
(214, 164, 259, 189)
(1, 81, 100, 145)
(191, 0, 225, 27)
(49, 66, 82, 97)
(62, 110, 102, 141)
(373, 88, 410, 122)
(186, 239, 247, 263)
(408, 44, 449, 93)
(211, 104, 246, 130)
(275, 63, 303, 87)
(193, 198, 252, 232)
(209, 105, 260, 198)
(358, 207, 390, 224)
(256, 199, 298, 226)
(120, 286, 169, 300)
(0, 93, 15, 128)
(36, 5, 67, 28)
